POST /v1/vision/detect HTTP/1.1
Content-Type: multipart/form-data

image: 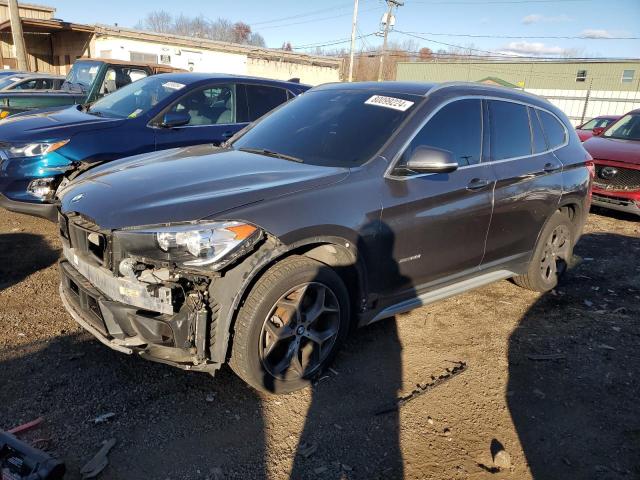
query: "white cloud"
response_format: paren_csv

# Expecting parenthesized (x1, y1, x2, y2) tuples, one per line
(500, 41, 568, 56)
(580, 29, 619, 38)
(522, 14, 571, 25)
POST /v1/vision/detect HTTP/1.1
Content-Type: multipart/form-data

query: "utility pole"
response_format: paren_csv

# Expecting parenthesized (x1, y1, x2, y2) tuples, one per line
(347, 0, 359, 82)
(377, 0, 402, 82)
(8, 0, 28, 71)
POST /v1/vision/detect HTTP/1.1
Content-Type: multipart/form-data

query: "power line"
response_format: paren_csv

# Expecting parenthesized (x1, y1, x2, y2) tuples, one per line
(248, 2, 352, 27)
(409, 0, 598, 4)
(394, 30, 518, 57)
(256, 5, 384, 30)
(292, 33, 377, 50)
(398, 30, 640, 40)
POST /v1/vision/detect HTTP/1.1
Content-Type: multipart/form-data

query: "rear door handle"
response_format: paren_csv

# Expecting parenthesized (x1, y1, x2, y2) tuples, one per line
(466, 178, 491, 191)
(543, 162, 561, 173)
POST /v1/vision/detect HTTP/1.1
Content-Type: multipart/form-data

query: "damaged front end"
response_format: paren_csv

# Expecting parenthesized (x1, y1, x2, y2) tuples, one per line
(58, 212, 264, 373)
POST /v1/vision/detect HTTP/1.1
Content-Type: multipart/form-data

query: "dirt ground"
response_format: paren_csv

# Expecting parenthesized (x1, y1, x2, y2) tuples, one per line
(1, 207, 638, 480)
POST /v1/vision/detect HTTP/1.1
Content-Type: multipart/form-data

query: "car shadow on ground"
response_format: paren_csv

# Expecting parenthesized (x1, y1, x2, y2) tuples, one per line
(507, 232, 640, 479)
(0, 232, 60, 292)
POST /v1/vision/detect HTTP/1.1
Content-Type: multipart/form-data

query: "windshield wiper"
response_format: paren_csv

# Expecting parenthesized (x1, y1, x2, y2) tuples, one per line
(238, 147, 303, 163)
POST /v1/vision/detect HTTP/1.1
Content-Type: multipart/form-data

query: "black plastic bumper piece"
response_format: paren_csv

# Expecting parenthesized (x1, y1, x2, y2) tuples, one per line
(58, 260, 220, 373)
(0, 192, 58, 222)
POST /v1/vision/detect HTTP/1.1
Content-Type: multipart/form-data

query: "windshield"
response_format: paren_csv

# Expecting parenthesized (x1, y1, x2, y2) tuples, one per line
(63, 60, 102, 92)
(232, 89, 420, 167)
(89, 76, 186, 119)
(0, 76, 20, 90)
(602, 113, 640, 141)
(581, 117, 615, 130)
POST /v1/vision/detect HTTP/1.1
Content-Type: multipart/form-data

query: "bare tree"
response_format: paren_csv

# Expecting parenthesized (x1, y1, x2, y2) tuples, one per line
(136, 11, 266, 46)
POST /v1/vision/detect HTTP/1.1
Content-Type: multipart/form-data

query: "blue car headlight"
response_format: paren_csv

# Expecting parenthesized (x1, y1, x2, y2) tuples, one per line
(5, 139, 69, 158)
(115, 221, 263, 272)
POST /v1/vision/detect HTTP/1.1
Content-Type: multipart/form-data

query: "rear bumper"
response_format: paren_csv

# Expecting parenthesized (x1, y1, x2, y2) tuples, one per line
(59, 259, 219, 373)
(0, 192, 58, 221)
(591, 193, 640, 216)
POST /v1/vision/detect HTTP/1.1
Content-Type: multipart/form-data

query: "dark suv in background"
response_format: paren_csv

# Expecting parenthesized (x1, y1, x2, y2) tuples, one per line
(56, 81, 592, 393)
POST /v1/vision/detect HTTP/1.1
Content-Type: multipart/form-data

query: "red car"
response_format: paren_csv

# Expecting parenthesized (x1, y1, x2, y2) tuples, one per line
(583, 109, 640, 216)
(576, 115, 620, 142)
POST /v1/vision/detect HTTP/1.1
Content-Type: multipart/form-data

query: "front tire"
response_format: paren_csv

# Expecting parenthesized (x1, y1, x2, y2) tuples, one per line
(513, 210, 574, 292)
(228, 255, 350, 394)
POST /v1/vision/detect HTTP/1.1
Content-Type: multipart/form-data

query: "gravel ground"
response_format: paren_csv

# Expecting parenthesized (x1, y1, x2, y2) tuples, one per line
(0, 207, 638, 480)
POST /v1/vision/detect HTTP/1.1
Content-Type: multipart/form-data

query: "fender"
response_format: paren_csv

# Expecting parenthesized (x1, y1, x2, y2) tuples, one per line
(207, 234, 369, 364)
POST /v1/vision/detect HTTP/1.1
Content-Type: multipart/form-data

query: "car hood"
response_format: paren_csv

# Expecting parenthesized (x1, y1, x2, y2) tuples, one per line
(60, 145, 350, 230)
(0, 106, 124, 143)
(583, 136, 640, 166)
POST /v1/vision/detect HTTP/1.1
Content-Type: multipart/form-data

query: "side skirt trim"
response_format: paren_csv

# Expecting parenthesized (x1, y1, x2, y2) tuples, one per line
(370, 269, 515, 323)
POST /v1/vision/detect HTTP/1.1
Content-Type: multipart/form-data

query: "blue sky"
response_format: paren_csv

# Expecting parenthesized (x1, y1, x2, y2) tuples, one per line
(53, 0, 640, 58)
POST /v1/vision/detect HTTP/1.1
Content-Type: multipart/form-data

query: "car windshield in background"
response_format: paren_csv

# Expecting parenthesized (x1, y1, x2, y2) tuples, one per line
(232, 90, 420, 167)
(89, 76, 186, 119)
(581, 117, 615, 130)
(63, 60, 102, 91)
(0, 76, 20, 90)
(602, 113, 640, 141)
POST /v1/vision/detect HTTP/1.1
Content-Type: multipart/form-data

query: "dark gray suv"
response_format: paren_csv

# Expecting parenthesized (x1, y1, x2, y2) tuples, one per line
(56, 81, 592, 393)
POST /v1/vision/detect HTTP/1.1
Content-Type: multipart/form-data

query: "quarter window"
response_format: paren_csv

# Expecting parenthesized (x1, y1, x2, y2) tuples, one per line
(538, 110, 567, 149)
(576, 70, 587, 82)
(621, 69, 635, 83)
(488, 100, 531, 160)
(401, 99, 482, 168)
(529, 107, 548, 154)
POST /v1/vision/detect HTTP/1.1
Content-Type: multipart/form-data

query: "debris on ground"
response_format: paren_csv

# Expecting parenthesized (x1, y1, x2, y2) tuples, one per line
(298, 441, 318, 459)
(80, 438, 116, 479)
(375, 361, 467, 415)
(526, 353, 566, 361)
(493, 449, 511, 469)
(92, 413, 115, 424)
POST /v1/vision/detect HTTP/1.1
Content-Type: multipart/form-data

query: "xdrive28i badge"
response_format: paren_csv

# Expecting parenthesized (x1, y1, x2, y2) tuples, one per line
(71, 193, 85, 203)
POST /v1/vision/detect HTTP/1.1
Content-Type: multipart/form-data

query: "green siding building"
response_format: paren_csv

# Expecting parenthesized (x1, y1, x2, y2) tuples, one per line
(396, 60, 640, 125)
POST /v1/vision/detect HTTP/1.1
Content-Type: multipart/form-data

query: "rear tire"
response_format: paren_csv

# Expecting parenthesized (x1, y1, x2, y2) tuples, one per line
(228, 255, 350, 394)
(513, 210, 573, 292)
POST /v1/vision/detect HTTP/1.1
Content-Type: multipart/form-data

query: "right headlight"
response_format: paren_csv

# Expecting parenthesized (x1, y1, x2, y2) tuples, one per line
(115, 221, 262, 271)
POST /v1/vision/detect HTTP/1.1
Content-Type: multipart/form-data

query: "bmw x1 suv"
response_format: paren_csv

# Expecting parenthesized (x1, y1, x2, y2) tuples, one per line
(56, 81, 592, 393)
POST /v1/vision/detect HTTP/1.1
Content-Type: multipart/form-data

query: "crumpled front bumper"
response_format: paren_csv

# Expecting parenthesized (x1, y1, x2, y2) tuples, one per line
(58, 258, 219, 373)
(0, 191, 58, 221)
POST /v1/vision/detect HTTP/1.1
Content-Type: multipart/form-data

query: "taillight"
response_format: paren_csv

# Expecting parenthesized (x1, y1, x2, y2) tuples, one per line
(585, 160, 595, 179)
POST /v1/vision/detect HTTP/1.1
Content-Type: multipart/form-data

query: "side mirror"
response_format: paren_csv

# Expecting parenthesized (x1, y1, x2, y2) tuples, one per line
(161, 111, 191, 128)
(405, 146, 458, 174)
(592, 126, 605, 136)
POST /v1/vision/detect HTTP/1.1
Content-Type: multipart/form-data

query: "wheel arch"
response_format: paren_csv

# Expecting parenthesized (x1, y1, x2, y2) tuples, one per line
(208, 234, 369, 364)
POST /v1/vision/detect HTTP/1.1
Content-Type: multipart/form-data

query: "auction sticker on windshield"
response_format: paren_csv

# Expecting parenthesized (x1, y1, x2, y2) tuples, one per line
(162, 82, 186, 90)
(365, 95, 414, 112)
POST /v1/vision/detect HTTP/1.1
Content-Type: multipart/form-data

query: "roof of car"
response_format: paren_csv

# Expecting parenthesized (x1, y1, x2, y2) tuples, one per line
(148, 72, 310, 89)
(6, 73, 64, 79)
(314, 81, 438, 96)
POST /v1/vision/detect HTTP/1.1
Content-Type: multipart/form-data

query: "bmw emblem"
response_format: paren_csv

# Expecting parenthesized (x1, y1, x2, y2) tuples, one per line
(600, 167, 618, 180)
(71, 193, 85, 203)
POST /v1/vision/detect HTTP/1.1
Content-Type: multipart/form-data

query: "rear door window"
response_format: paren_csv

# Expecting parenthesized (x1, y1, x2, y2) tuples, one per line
(489, 100, 531, 160)
(538, 110, 567, 148)
(401, 98, 483, 168)
(244, 84, 289, 121)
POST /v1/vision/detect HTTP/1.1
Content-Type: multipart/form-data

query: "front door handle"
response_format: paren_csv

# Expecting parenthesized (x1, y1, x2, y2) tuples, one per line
(466, 178, 491, 191)
(221, 130, 234, 139)
(543, 162, 561, 173)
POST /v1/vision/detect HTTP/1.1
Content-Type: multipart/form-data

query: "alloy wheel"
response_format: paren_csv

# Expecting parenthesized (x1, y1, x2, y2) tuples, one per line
(259, 282, 341, 381)
(540, 224, 571, 283)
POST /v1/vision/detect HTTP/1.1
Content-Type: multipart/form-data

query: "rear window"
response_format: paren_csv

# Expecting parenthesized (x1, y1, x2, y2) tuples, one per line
(529, 107, 548, 154)
(232, 90, 419, 167)
(538, 110, 567, 148)
(489, 100, 531, 160)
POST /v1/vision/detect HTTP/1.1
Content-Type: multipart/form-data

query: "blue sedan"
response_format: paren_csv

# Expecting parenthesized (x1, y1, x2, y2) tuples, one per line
(0, 73, 309, 220)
